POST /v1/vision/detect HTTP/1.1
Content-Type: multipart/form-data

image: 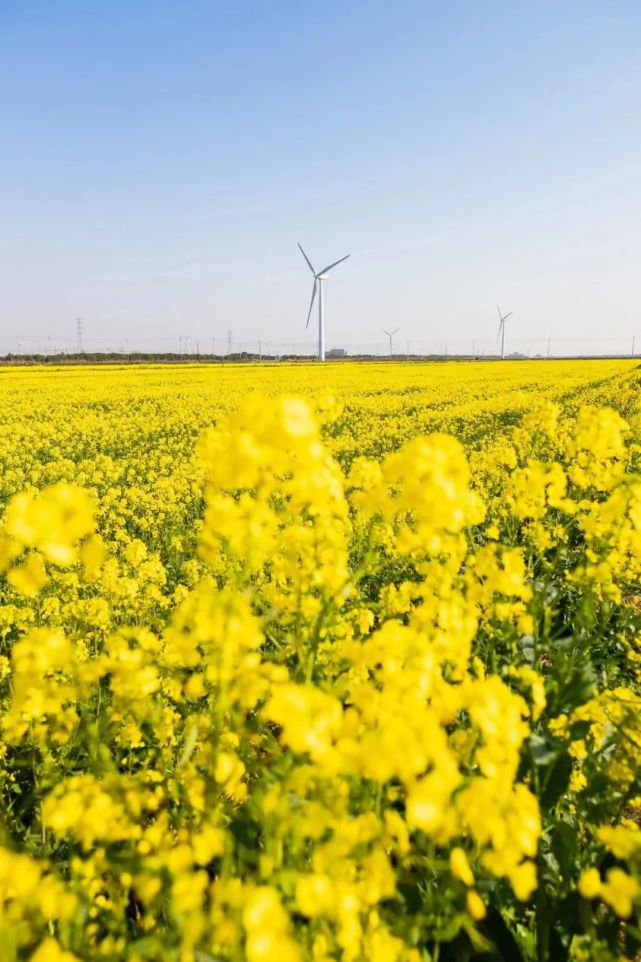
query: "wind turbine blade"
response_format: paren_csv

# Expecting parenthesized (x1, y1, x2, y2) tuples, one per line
(382, 329, 390, 336)
(306, 279, 318, 328)
(392, 328, 399, 335)
(497, 304, 502, 320)
(319, 254, 350, 275)
(298, 243, 316, 275)
(497, 321, 503, 341)
(502, 311, 513, 322)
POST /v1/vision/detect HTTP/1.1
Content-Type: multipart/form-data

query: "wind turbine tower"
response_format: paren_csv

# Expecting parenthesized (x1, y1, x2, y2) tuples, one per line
(382, 327, 399, 356)
(496, 305, 513, 359)
(298, 243, 350, 361)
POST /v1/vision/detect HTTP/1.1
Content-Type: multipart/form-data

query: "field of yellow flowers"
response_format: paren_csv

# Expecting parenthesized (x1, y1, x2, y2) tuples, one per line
(0, 358, 640, 962)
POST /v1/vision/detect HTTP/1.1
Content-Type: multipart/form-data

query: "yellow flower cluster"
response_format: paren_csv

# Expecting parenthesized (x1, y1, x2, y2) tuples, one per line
(0, 359, 639, 961)
(0, 483, 96, 596)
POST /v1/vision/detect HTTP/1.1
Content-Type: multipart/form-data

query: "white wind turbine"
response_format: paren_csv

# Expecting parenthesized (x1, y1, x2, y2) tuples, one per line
(497, 305, 513, 359)
(382, 327, 399, 356)
(298, 243, 350, 361)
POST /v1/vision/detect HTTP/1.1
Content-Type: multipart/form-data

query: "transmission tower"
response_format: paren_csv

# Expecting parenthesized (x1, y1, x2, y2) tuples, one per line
(76, 318, 84, 354)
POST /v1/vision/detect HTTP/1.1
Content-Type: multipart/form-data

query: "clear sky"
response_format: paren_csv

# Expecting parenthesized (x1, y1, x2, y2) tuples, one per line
(1, 1, 640, 354)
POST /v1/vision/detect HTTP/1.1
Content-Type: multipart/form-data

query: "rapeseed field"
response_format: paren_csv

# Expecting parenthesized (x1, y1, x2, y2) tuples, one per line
(0, 359, 639, 962)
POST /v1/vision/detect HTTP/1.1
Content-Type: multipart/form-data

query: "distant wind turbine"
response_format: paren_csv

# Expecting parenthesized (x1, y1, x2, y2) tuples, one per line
(298, 243, 350, 361)
(497, 305, 513, 359)
(382, 327, 399, 356)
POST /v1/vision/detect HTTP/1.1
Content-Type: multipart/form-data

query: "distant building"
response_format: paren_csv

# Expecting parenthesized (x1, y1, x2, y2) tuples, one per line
(326, 348, 348, 358)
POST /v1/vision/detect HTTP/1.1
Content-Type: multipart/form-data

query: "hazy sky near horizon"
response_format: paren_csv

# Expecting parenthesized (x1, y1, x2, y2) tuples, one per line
(1, 1, 640, 353)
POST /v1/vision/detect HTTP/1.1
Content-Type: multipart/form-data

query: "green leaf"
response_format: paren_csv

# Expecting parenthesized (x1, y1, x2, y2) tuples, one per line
(568, 720, 590, 740)
(478, 907, 526, 962)
(530, 734, 561, 767)
(562, 661, 596, 711)
(554, 892, 584, 936)
(541, 753, 573, 810)
(550, 820, 578, 878)
(518, 635, 535, 665)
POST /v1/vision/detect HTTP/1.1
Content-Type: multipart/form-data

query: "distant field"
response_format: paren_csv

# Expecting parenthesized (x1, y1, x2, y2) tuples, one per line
(0, 356, 635, 475)
(0, 358, 640, 961)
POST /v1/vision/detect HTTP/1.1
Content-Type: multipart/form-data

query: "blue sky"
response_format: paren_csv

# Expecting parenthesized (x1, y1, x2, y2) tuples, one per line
(1, 1, 640, 353)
